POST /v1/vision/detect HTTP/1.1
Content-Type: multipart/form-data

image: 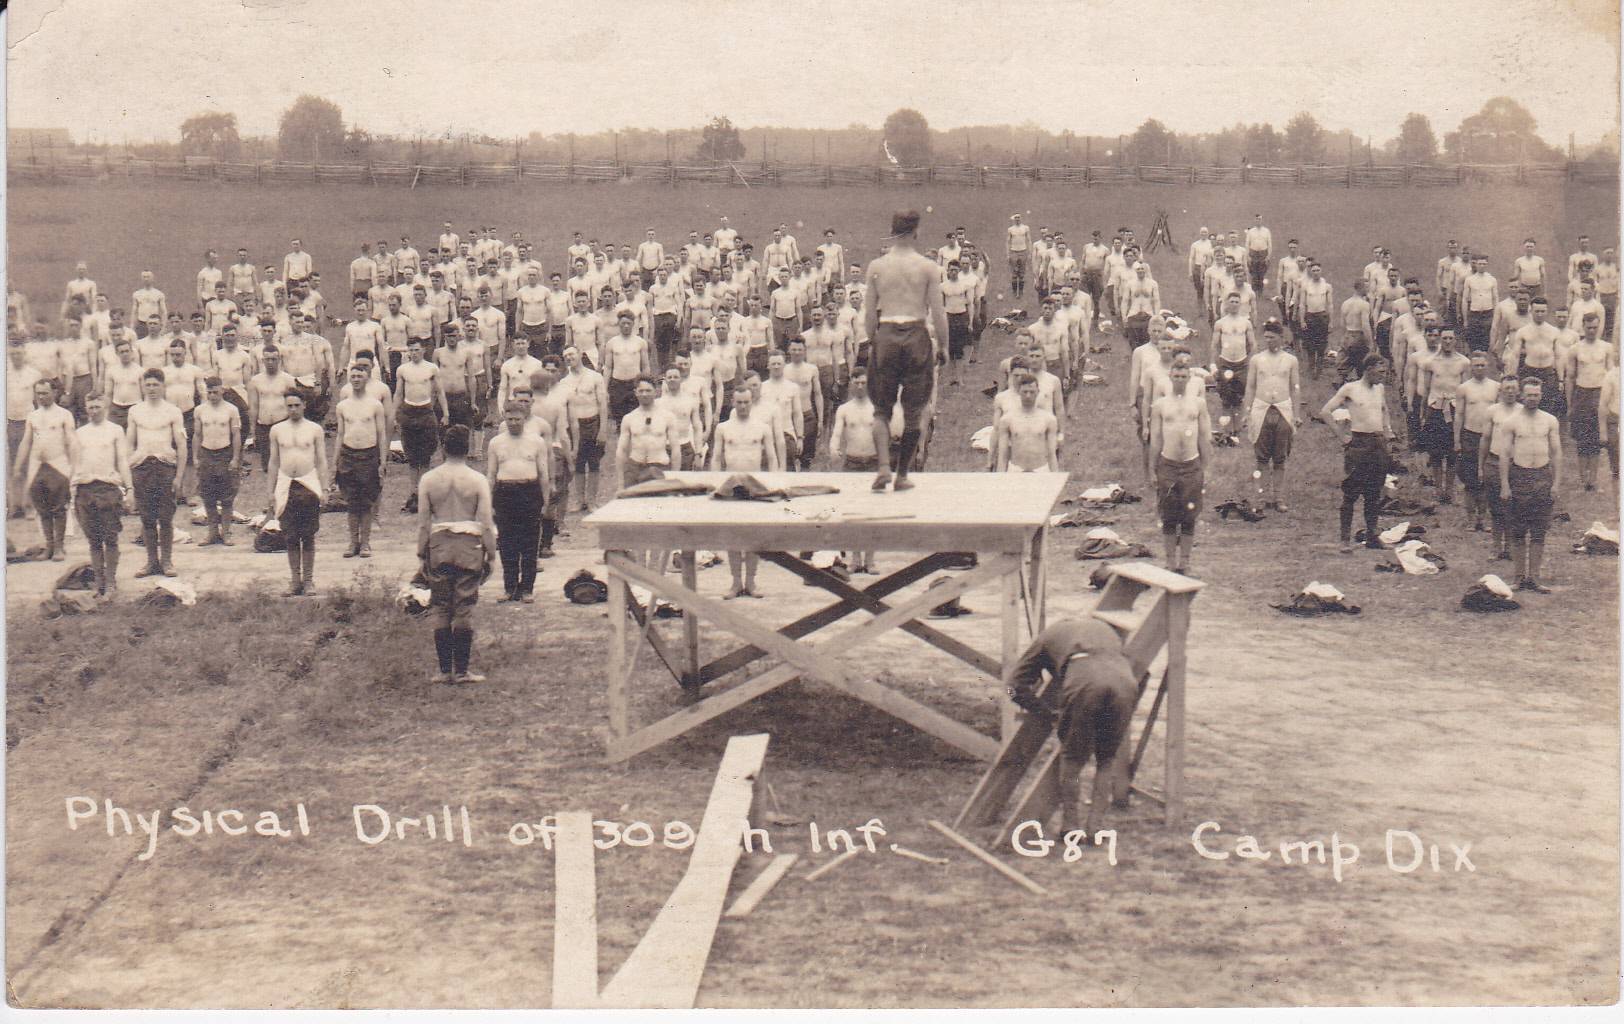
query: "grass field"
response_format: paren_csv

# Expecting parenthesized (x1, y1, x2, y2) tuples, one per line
(5, 179, 1621, 1009)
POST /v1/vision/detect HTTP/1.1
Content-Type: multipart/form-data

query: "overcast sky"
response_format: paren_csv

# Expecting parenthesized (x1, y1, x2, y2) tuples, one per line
(7, 0, 1620, 145)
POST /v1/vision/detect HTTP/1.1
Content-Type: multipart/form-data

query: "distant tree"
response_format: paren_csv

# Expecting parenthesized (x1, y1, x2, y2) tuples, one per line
(179, 112, 242, 160)
(694, 116, 745, 163)
(1244, 123, 1282, 165)
(277, 95, 346, 162)
(1128, 118, 1176, 165)
(1449, 96, 1561, 163)
(1283, 112, 1324, 165)
(1395, 113, 1439, 164)
(341, 127, 373, 163)
(882, 108, 932, 166)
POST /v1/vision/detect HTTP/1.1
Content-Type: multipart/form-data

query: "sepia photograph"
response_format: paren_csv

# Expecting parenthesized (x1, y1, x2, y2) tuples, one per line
(2, 0, 1620, 1012)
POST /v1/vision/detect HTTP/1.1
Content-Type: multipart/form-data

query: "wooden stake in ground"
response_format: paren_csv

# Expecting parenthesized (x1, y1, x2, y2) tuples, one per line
(724, 854, 799, 919)
(551, 811, 599, 1009)
(598, 733, 770, 1009)
(926, 819, 1047, 896)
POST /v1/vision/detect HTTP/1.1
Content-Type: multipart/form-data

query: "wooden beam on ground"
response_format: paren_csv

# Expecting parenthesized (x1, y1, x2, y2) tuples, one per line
(599, 734, 770, 1009)
(551, 811, 599, 1009)
(804, 848, 861, 882)
(724, 854, 799, 919)
(927, 820, 1047, 896)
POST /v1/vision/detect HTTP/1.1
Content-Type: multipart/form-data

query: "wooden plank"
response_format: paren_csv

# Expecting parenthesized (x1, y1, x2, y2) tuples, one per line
(607, 554, 629, 740)
(697, 552, 952, 685)
(585, 472, 1070, 536)
(1164, 594, 1191, 825)
(1000, 557, 1021, 742)
(724, 854, 799, 918)
(610, 557, 855, 687)
(608, 555, 1017, 762)
(597, 521, 1037, 556)
(1121, 595, 1170, 678)
(1107, 560, 1206, 595)
(990, 746, 1063, 850)
(803, 848, 861, 882)
(623, 587, 685, 685)
(551, 811, 599, 1009)
(826, 673, 1001, 761)
(759, 552, 1002, 679)
(600, 734, 770, 1009)
(606, 661, 801, 763)
(926, 820, 1047, 896)
(1091, 608, 1142, 634)
(954, 711, 1052, 830)
(681, 551, 701, 687)
(1094, 573, 1149, 613)
(1033, 526, 1049, 632)
(1130, 669, 1169, 778)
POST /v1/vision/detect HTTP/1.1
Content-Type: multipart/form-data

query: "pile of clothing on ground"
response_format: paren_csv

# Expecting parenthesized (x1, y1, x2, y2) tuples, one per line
(1460, 574, 1520, 612)
(1214, 498, 1269, 523)
(1571, 521, 1620, 556)
(1271, 581, 1361, 616)
(1374, 540, 1448, 575)
(1073, 527, 1152, 561)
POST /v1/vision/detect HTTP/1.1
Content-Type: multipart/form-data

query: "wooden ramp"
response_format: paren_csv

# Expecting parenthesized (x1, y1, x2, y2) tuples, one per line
(953, 562, 1202, 844)
(598, 733, 770, 1009)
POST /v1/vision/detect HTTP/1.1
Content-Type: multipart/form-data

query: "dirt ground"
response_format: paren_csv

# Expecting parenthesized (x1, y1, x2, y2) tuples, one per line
(5, 180, 1619, 1008)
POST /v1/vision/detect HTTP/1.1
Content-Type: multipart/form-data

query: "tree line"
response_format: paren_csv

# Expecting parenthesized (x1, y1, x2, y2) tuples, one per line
(92, 95, 1617, 168)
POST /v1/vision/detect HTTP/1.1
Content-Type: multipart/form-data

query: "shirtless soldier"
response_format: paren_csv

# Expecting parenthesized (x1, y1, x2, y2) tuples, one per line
(265, 392, 328, 596)
(1498, 379, 1563, 593)
(1147, 356, 1211, 574)
(711, 385, 780, 597)
(333, 365, 389, 557)
(1321, 355, 1396, 553)
(995, 372, 1059, 473)
(418, 425, 497, 683)
(1240, 320, 1302, 511)
(486, 405, 550, 603)
(862, 210, 948, 491)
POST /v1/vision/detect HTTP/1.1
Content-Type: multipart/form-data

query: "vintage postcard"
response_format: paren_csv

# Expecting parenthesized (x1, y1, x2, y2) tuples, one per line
(3, 0, 1619, 1013)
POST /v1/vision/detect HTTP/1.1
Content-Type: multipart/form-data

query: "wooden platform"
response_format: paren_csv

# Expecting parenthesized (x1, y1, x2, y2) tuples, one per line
(587, 471, 1068, 553)
(585, 472, 1069, 762)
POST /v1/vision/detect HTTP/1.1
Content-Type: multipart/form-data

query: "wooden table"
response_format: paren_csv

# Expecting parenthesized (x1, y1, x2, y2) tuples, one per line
(585, 472, 1069, 762)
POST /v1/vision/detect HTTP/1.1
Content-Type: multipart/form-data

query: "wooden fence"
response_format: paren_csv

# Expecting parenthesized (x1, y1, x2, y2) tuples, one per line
(11, 156, 1618, 188)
